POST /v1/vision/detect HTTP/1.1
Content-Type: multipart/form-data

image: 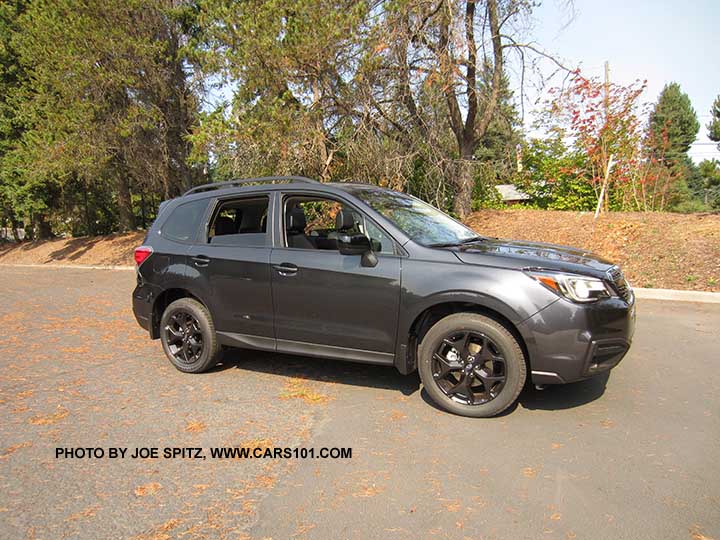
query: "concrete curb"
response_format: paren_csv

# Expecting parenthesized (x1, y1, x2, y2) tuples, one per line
(1, 263, 718, 303)
(633, 287, 720, 304)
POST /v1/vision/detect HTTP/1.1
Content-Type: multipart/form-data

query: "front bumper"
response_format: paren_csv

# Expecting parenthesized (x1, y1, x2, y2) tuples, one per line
(519, 294, 636, 385)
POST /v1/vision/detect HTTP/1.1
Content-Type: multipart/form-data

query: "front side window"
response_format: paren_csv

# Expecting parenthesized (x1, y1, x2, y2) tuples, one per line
(161, 198, 209, 243)
(284, 196, 393, 254)
(207, 196, 269, 246)
(351, 188, 478, 246)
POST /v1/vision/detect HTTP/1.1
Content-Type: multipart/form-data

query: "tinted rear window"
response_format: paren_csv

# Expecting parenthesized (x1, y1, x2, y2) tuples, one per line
(160, 199, 208, 242)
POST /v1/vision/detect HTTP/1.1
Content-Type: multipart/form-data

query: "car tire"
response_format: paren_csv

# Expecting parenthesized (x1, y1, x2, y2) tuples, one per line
(418, 313, 526, 418)
(159, 298, 221, 373)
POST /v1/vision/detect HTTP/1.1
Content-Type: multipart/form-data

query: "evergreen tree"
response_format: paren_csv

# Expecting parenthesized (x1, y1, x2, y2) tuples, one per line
(4, 0, 200, 235)
(0, 0, 28, 238)
(645, 83, 700, 210)
(647, 83, 699, 163)
(708, 95, 720, 150)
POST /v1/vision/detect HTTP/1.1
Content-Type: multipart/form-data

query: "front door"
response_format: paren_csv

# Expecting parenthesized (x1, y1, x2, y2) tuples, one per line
(270, 194, 402, 355)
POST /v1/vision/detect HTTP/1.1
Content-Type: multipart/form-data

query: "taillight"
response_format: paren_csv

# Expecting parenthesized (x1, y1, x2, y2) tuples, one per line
(134, 245, 153, 266)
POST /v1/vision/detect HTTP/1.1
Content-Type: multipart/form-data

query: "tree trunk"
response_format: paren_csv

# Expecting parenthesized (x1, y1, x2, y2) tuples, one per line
(12, 218, 22, 242)
(452, 155, 474, 218)
(116, 173, 135, 232)
(36, 214, 54, 239)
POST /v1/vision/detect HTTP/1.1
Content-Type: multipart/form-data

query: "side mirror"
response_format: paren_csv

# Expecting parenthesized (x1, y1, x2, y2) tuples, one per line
(337, 234, 378, 267)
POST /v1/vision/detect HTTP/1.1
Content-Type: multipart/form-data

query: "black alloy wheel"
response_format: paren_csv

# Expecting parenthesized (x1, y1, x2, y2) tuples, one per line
(159, 297, 220, 373)
(418, 313, 526, 417)
(164, 310, 204, 365)
(432, 331, 506, 405)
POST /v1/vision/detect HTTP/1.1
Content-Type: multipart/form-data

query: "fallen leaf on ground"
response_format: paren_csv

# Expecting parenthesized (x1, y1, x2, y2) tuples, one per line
(28, 406, 69, 425)
(184, 420, 206, 433)
(0, 441, 32, 459)
(66, 505, 100, 521)
(134, 482, 162, 497)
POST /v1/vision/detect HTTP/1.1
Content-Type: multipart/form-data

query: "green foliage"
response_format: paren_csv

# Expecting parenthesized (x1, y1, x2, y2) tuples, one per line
(0, 0, 28, 232)
(514, 136, 597, 211)
(707, 95, 720, 150)
(647, 83, 700, 162)
(471, 166, 506, 210)
(0, 0, 200, 237)
(690, 159, 720, 209)
(0, 0, 715, 237)
(670, 199, 711, 214)
(540, 74, 647, 212)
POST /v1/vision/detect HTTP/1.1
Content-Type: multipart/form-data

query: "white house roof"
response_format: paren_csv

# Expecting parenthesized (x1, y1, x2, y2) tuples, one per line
(495, 184, 530, 201)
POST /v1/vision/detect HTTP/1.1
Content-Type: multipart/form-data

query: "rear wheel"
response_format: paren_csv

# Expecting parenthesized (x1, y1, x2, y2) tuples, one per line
(160, 298, 220, 373)
(418, 313, 526, 417)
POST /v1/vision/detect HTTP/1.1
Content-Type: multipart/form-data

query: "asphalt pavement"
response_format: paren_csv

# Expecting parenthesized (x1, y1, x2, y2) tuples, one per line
(0, 266, 718, 540)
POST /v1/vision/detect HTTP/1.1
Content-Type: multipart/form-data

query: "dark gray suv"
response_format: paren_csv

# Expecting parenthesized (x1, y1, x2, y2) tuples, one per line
(132, 177, 635, 417)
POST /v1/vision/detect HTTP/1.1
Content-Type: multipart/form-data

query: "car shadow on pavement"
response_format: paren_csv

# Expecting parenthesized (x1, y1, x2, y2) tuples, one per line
(418, 372, 609, 417)
(214, 347, 610, 409)
(214, 348, 422, 396)
(519, 371, 610, 411)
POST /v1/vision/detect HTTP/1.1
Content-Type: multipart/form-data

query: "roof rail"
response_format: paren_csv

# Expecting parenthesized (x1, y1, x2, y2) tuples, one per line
(183, 176, 319, 196)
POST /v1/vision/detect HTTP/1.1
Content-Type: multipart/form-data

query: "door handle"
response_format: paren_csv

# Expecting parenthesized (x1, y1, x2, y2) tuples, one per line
(192, 255, 210, 267)
(272, 263, 298, 276)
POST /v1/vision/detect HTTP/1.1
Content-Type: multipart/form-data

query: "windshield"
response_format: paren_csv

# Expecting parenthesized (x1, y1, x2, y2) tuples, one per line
(352, 188, 480, 246)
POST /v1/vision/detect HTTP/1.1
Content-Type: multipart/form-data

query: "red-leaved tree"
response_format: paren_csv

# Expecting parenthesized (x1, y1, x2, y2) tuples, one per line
(544, 73, 648, 213)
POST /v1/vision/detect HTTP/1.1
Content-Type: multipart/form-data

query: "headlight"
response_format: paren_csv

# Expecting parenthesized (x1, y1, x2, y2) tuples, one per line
(525, 270, 614, 303)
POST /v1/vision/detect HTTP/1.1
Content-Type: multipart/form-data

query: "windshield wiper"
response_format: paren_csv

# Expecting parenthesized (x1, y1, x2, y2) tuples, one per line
(459, 235, 486, 244)
(428, 236, 486, 248)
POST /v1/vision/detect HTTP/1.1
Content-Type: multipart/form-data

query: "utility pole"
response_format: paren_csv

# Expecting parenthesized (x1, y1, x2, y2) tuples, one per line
(604, 61, 610, 122)
(598, 60, 611, 214)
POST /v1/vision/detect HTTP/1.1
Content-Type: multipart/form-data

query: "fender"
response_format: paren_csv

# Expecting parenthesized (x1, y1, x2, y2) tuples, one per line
(393, 289, 542, 375)
(148, 273, 211, 339)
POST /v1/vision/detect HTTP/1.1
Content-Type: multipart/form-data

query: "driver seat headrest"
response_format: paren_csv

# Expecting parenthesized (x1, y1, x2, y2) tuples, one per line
(287, 206, 307, 233)
(335, 208, 357, 231)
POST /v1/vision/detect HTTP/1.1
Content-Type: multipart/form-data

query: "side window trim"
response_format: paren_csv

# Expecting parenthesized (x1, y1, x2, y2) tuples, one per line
(279, 192, 403, 256)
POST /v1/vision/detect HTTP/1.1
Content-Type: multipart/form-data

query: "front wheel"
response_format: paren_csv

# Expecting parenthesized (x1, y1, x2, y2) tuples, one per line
(418, 313, 526, 417)
(159, 298, 221, 373)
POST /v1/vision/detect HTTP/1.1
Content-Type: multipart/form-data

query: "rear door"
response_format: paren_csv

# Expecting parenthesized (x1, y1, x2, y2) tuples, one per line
(270, 192, 402, 355)
(186, 193, 275, 347)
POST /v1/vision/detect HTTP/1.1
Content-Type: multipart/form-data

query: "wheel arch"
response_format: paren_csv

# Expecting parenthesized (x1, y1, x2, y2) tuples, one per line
(150, 288, 208, 339)
(396, 295, 534, 376)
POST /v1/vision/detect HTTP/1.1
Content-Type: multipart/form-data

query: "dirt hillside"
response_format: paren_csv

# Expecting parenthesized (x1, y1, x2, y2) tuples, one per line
(1, 210, 718, 291)
(466, 210, 719, 292)
(0, 231, 145, 267)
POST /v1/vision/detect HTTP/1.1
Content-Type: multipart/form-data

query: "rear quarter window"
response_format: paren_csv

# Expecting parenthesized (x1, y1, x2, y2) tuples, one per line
(160, 199, 209, 243)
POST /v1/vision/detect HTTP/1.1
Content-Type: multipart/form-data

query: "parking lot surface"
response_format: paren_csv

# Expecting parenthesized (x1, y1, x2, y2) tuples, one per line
(0, 266, 718, 540)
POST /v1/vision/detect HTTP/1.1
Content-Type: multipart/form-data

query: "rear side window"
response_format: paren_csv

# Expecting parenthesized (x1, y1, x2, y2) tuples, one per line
(207, 196, 269, 247)
(160, 199, 208, 243)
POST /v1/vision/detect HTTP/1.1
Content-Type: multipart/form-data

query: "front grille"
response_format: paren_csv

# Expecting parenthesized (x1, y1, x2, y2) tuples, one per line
(607, 266, 632, 303)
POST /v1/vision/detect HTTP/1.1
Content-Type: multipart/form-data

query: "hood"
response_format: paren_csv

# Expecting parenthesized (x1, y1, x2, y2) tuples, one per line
(452, 238, 615, 278)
